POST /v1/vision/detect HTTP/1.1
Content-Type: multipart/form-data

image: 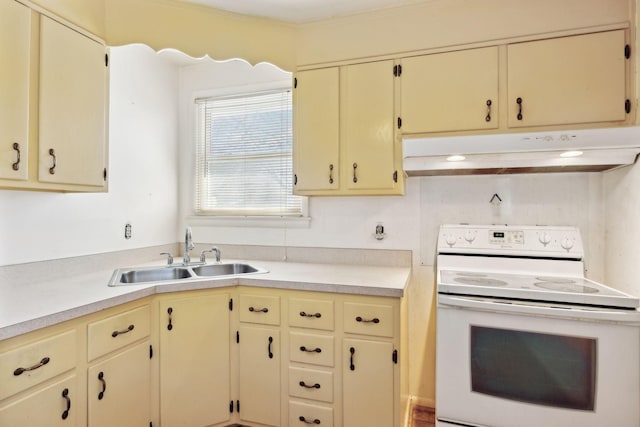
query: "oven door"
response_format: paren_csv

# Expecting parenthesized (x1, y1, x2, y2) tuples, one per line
(436, 295, 640, 427)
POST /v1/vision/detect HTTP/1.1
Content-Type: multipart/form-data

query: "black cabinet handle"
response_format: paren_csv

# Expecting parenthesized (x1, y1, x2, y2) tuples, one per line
(268, 336, 273, 359)
(111, 324, 134, 338)
(13, 357, 50, 376)
(299, 311, 321, 318)
(299, 381, 321, 389)
(485, 99, 492, 122)
(516, 97, 523, 120)
(299, 416, 321, 424)
(48, 148, 56, 174)
(328, 164, 334, 184)
(12, 143, 20, 171)
(349, 346, 355, 371)
(167, 307, 173, 331)
(249, 306, 269, 313)
(98, 372, 106, 400)
(61, 388, 71, 420)
(352, 163, 358, 183)
(300, 346, 322, 353)
(356, 316, 380, 324)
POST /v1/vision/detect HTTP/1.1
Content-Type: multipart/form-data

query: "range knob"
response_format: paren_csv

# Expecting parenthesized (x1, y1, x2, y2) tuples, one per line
(445, 234, 457, 247)
(464, 230, 476, 243)
(560, 236, 574, 252)
(539, 232, 552, 247)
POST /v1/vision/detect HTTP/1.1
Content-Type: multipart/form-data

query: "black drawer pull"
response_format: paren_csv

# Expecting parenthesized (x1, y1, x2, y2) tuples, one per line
(12, 143, 20, 171)
(299, 416, 321, 424)
(268, 336, 274, 359)
(111, 324, 134, 337)
(299, 381, 321, 389)
(167, 307, 173, 331)
(485, 99, 492, 122)
(61, 388, 71, 420)
(300, 346, 322, 353)
(299, 311, 322, 318)
(98, 372, 106, 400)
(356, 316, 380, 324)
(516, 97, 523, 120)
(249, 306, 269, 313)
(13, 357, 50, 376)
(349, 346, 355, 371)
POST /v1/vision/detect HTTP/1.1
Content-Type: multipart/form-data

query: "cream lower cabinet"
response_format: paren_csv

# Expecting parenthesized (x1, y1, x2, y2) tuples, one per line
(86, 305, 152, 427)
(159, 292, 231, 427)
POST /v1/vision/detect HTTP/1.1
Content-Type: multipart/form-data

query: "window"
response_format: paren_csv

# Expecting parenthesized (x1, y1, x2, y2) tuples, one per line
(194, 88, 303, 216)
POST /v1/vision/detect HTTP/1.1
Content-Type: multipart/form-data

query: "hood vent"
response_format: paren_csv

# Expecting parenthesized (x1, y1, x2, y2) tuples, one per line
(403, 127, 640, 176)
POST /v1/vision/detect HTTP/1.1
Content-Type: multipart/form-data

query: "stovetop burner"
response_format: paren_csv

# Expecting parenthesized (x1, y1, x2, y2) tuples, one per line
(453, 277, 508, 287)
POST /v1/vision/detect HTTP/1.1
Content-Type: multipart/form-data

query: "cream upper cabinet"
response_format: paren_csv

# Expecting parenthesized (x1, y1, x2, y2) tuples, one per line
(293, 60, 403, 196)
(293, 68, 340, 192)
(401, 47, 499, 134)
(159, 293, 231, 427)
(342, 60, 399, 192)
(0, 0, 30, 181)
(507, 30, 628, 128)
(38, 15, 107, 187)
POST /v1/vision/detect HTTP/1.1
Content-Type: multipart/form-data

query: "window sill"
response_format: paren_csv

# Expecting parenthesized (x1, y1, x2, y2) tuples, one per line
(186, 215, 311, 229)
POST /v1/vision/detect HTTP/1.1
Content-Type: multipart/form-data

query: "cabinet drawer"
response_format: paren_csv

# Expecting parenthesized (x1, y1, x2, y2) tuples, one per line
(289, 332, 334, 367)
(0, 330, 77, 400)
(343, 302, 394, 337)
(88, 305, 150, 361)
(289, 298, 334, 331)
(288, 367, 333, 403)
(239, 294, 280, 325)
(289, 401, 334, 427)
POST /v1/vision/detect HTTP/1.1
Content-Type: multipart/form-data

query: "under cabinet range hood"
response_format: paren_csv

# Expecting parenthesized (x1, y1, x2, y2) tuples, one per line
(402, 127, 640, 176)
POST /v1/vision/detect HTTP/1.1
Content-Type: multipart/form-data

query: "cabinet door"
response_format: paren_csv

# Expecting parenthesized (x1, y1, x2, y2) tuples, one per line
(0, 0, 30, 181)
(238, 326, 280, 426)
(87, 341, 150, 427)
(343, 339, 394, 427)
(38, 15, 106, 186)
(401, 47, 499, 133)
(0, 375, 77, 426)
(293, 68, 340, 192)
(159, 293, 231, 427)
(507, 30, 627, 128)
(342, 61, 397, 191)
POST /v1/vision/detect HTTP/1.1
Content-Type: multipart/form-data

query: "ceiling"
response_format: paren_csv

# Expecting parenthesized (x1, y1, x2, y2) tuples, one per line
(178, 0, 429, 23)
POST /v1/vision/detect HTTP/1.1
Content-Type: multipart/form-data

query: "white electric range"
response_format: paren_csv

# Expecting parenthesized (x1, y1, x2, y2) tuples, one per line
(435, 224, 640, 427)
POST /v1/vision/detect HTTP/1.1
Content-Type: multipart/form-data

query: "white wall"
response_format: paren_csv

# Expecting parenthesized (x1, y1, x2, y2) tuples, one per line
(0, 44, 179, 266)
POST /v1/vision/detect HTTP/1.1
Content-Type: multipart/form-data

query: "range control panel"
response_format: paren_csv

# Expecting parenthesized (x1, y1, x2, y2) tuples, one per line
(437, 224, 584, 258)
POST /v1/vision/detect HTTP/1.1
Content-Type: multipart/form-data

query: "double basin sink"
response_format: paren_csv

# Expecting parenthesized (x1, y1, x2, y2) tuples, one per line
(109, 262, 267, 286)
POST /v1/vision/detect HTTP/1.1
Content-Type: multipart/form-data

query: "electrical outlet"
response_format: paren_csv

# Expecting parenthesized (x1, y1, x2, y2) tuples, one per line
(124, 223, 132, 240)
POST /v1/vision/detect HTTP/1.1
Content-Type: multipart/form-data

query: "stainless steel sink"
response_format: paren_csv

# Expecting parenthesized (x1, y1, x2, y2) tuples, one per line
(118, 267, 192, 284)
(109, 262, 267, 286)
(191, 263, 262, 277)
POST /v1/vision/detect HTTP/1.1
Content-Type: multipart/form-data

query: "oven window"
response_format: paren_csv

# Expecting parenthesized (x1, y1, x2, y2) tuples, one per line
(470, 326, 596, 410)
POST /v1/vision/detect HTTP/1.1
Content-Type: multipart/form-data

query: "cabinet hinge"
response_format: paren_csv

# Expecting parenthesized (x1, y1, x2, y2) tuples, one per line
(236, 331, 240, 343)
(229, 298, 233, 311)
(397, 117, 402, 129)
(149, 345, 153, 359)
(105, 53, 109, 67)
(229, 400, 234, 413)
(294, 77, 298, 88)
(236, 400, 240, 413)
(392, 349, 398, 364)
(103, 168, 107, 182)
(625, 99, 631, 114)
(625, 44, 631, 59)
(393, 170, 398, 183)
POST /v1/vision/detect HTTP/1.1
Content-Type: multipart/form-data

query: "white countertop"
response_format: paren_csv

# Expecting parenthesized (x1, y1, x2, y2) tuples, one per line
(0, 259, 410, 341)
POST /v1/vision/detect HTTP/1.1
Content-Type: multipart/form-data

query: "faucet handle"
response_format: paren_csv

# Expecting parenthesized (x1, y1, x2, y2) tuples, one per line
(160, 252, 174, 265)
(200, 246, 221, 263)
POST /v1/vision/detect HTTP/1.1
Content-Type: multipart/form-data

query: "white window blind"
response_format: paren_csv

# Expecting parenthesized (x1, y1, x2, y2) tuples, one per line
(195, 89, 303, 216)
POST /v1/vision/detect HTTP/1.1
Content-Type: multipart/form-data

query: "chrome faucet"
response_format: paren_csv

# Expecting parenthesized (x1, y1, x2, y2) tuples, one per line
(200, 246, 221, 263)
(183, 227, 195, 265)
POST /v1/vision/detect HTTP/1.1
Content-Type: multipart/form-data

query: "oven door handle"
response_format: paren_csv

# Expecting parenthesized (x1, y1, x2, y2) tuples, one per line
(438, 294, 640, 324)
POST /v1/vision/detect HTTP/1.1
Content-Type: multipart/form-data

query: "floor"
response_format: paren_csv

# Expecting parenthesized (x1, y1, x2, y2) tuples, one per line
(411, 405, 436, 427)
